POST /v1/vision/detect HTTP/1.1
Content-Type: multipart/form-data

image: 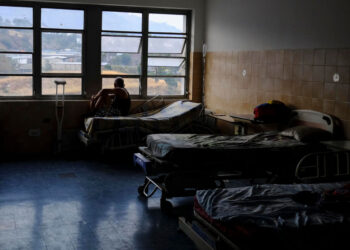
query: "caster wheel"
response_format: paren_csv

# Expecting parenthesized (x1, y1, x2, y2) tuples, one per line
(138, 185, 145, 197)
(160, 199, 173, 212)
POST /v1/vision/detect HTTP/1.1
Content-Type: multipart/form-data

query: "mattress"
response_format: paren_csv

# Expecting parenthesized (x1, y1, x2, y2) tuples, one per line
(194, 182, 350, 249)
(145, 132, 324, 174)
(84, 101, 202, 136)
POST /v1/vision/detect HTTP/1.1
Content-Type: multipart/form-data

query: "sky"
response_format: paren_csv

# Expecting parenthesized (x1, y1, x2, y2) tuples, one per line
(0, 6, 185, 32)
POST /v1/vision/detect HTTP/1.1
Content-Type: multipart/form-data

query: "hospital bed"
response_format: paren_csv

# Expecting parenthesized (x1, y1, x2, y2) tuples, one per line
(134, 110, 337, 210)
(179, 149, 350, 250)
(180, 180, 350, 250)
(78, 100, 205, 152)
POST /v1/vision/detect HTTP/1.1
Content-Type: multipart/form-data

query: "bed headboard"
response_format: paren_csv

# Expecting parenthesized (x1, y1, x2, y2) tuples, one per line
(289, 109, 334, 134)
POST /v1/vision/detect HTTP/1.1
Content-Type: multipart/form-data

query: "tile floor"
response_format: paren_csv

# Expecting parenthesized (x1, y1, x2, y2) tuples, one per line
(0, 157, 196, 250)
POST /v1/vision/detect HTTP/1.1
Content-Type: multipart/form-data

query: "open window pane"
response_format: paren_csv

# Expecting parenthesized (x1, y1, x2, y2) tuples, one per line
(0, 29, 33, 52)
(148, 38, 185, 54)
(102, 36, 141, 53)
(148, 65, 185, 76)
(0, 6, 32, 27)
(41, 8, 84, 30)
(0, 76, 32, 96)
(42, 78, 81, 95)
(42, 32, 82, 73)
(102, 11, 141, 32)
(102, 78, 140, 95)
(101, 53, 141, 75)
(148, 58, 184, 67)
(0, 54, 32, 74)
(147, 77, 184, 96)
(149, 14, 186, 33)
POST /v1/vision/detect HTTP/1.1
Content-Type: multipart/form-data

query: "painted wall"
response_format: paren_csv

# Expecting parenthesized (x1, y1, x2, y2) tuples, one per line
(204, 0, 350, 138)
(205, 0, 350, 51)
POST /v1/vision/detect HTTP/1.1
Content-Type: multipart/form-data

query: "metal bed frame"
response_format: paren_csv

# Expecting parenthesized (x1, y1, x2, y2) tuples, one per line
(179, 150, 350, 250)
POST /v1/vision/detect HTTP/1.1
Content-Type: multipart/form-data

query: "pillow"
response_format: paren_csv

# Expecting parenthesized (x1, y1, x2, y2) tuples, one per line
(280, 126, 332, 142)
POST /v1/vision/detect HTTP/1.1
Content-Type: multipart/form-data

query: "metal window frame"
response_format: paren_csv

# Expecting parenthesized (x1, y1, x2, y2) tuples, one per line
(0, 1, 192, 100)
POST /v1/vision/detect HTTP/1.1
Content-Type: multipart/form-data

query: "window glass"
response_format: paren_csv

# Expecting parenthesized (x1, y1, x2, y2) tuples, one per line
(148, 58, 184, 67)
(149, 14, 186, 33)
(102, 12, 141, 32)
(101, 53, 141, 75)
(101, 36, 141, 53)
(147, 77, 184, 96)
(0, 54, 32, 74)
(102, 78, 140, 95)
(41, 8, 84, 30)
(42, 78, 81, 95)
(148, 38, 185, 54)
(0, 6, 32, 27)
(148, 64, 185, 76)
(0, 29, 33, 52)
(0, 76, 32, 96)
(42, 32, 82, 73)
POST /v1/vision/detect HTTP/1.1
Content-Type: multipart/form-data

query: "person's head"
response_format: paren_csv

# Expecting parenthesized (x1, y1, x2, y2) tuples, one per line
(114, 77, 125, 88)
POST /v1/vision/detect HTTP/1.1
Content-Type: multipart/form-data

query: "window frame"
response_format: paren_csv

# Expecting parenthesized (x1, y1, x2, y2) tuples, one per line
(0, 1, 191, 100)
(39, 7, 86, 97)
(0, 5, 34, 97)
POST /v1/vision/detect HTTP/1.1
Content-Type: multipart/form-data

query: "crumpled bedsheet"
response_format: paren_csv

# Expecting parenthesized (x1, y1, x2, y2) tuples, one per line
(196, 182, 350, 230)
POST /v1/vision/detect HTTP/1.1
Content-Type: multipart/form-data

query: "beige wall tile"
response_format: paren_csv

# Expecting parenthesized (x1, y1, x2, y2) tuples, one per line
(314, 49, 325, 65)
(283, 64, 293, 80)
(325, 49, 338, 65)
(284, 50, 294, 65)
(336, 84, 349, 102)
(324, 82, 336, 100)
(303, 49, 314, 65)
(302, 65, 313, 81)
(323, 100, 335, 115)
(337, 49, 350, 66)
(338, 66, 350, 84)
(293, 65, 303, 80)
(312, 98, 323, 112)
(325, 66, 337, 82)
(312, 66, 325, 82)
(312, 82, 324, 99)
(293, 50, 303, 65)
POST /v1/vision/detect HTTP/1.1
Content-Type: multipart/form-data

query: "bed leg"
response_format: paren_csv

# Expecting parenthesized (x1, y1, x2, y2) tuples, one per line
(160, 194, 173, 212)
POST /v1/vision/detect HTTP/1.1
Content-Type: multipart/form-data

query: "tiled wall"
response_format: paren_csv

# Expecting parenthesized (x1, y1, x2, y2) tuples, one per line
(204, 49, 350, 138)
(189, 52, 203, 103)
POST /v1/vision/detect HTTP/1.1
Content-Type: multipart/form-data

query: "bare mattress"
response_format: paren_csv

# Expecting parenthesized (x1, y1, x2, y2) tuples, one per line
(84, 101, 203, 136)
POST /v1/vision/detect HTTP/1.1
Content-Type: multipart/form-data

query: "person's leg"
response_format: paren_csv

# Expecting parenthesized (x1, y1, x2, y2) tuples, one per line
(94, 90, 112, 110)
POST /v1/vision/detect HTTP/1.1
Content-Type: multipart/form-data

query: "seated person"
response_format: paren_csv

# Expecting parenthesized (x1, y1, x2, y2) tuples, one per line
(90, 77, 131, 116)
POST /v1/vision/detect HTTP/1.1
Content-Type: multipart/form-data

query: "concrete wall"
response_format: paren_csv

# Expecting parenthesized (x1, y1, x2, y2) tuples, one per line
(204, 0, 350, 138)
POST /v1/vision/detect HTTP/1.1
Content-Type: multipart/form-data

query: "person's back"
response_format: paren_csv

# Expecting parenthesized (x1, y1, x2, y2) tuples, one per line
(111, 87, 130, 116)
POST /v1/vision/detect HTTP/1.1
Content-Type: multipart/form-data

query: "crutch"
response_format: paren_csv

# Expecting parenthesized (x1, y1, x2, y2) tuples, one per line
(54, 80, 66, 153)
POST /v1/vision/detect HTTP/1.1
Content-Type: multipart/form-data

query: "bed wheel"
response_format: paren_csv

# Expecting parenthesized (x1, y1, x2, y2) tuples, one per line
(160, 199, 173, 212)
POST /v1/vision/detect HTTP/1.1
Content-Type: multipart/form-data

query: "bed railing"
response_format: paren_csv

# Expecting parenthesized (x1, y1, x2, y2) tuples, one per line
(295, 150, 350, 182)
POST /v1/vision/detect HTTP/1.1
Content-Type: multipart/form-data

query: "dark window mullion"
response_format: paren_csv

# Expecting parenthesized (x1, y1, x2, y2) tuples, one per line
(33, 6, 41, 97)
(140, 10, 148, 98)
(185, 11, 191, 97)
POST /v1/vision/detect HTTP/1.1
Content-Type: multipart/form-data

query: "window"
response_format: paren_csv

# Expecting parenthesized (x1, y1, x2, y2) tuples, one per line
(147, 13, 187, 96)
(0, 3, 190, 99)
(41, 8, 84, 95)
(101, 11, 142, 95)
(0, 6, 33, 96)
